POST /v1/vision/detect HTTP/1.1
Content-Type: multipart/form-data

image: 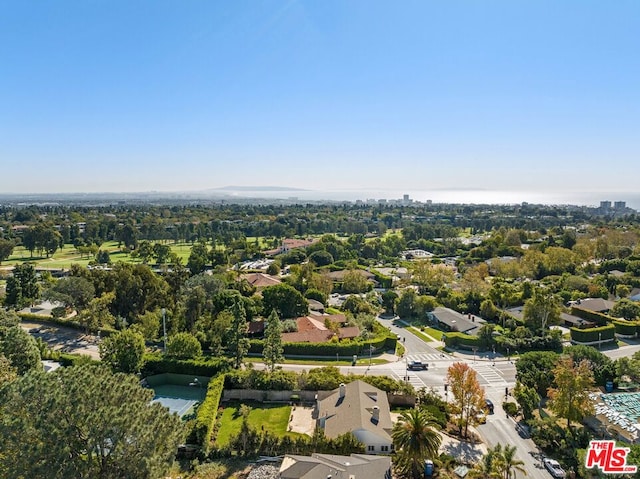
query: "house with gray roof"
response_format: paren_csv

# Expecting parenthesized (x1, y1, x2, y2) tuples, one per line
(430, 306, 484, 335)
(279, 453, 391, 479)
(316, 381, 393, 454)
(570, 298, 615, 314)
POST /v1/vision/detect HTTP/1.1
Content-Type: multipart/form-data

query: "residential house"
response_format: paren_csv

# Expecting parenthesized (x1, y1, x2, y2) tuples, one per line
(430, 306, 485, 335)
(240, 272, 282, 290)
(316, 381, 393, 454)
(282, 315, 359, 343)
(571, 298, 615, 315)
(508, 305, 595, 329)
(325, 269, 379, 288)
(279, 453, 391, 479)
(628, 288, 640, 302)
(373, 267, 409, 286)
(264, 238, 317, 256)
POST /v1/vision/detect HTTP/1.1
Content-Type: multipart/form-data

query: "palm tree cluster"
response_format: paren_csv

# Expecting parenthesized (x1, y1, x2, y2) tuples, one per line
(392, 408, 442, 479)
(469, 444, 527, 479)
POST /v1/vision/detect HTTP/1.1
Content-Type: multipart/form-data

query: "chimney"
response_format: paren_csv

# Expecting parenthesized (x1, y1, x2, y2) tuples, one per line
(339, 383, 346, 398)
(372, 405, 380, 421)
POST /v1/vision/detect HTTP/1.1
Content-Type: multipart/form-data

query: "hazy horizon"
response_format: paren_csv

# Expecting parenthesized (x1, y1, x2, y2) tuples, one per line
(1, 2, 638, 195)
(1, 186, 639, 210)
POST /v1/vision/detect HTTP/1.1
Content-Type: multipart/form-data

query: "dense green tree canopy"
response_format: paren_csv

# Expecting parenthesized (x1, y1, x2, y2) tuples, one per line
(261, 283, 308, 319)
(0, 310, 41, 375)
(44, 276, 95, 311)
(0, 365, 183, 479)
(166, 332, 202, 359)
(99, 329, 146, 374)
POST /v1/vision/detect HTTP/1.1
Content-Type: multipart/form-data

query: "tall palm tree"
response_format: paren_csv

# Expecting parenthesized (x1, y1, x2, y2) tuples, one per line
(392, 408, 442, 479)
(468, 447, 501, 479)
(496, 444, 526, 479)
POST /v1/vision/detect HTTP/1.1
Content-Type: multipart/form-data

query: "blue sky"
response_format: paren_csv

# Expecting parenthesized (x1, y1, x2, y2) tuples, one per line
(1, 1, 638, 197)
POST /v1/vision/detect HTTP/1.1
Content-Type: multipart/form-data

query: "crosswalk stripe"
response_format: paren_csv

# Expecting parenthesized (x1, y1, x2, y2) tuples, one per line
(389, 368, 426, 390)
(471, 364, 508, 385)
(407, 353, 442, 362)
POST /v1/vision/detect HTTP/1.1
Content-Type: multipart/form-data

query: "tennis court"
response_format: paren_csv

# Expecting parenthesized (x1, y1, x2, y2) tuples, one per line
(146, 374, 209, 419)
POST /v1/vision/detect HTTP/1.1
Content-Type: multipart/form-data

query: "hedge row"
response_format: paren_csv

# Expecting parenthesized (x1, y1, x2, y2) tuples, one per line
(188, 374, 225, 450)
(371, 270, 393, 289)
(570, 324, 616, 343)
(17, 312, 117, 337)
(570, 307, 611, 326)
(442, 332, 481, 350)
(142, 354, 231, 377)
(58, 352, 100, 366)
(249, 335, 397, 357)
(613, 320, 640, 336)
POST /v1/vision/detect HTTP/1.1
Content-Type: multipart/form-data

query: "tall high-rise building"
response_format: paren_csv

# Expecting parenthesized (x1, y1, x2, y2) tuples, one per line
(600, 201, 612, 210)
(614, 201, 626, 210)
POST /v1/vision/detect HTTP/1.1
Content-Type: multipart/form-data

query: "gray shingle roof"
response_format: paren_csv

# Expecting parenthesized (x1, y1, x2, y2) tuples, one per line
(317, 380, 392, 441)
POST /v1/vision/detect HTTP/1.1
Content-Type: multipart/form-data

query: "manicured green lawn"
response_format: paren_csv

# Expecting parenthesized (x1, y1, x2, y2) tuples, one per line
(423, 327, 443, 340)
(216, 402, 301, 446)
(3, 241, 196, 269)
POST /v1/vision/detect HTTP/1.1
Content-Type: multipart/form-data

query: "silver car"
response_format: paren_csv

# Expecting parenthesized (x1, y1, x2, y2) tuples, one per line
(543, 458, 566, 479)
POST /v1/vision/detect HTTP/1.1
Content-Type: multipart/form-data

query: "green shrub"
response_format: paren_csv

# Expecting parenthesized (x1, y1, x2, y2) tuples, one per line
(249, 334, 396, 357)
(58, 353, 99, 367)
(570, 306, 610, 325)
(503, 401, 519, 417)
(188, 375, 225, 450)
(570, 324, 615, 343)
(613, 320, 639, 336)
(442, 332, 481, 350)
(141, 354, 230, 377)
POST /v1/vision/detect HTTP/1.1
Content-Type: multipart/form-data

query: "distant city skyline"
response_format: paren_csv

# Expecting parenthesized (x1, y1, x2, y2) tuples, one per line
(1, 1, 638, 195)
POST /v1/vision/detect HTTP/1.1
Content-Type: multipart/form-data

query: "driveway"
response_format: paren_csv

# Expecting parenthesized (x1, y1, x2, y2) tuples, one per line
(21, 320, 100, 359)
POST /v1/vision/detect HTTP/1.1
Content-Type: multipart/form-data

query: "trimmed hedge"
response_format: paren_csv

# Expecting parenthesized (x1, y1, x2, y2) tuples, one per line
(570, 307, 610, 326)
(188, 374, 225, 450)
(613, 320, 640, 337)
(570, 324, 615, 343)
(141, 354, 231, 377)
(58, 352, 100, 367)
(17, 313, 117, 337)
(371, 270, 393, 289)
(249, 335, 397, 357)
(442, 332, 481, 350)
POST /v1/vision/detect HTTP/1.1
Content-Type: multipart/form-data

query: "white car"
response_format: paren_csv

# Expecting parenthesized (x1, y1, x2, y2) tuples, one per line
(543, 458, 566, 479)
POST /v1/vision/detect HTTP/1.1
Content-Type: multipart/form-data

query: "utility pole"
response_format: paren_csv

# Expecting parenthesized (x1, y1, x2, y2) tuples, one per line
(162, 308, 167, 353)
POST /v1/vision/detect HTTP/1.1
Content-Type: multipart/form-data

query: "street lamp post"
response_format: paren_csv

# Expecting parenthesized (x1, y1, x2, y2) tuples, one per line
(506, 347, 510, 362)
(472, 347, 478, 363)
(444, 382, 448, 402)
(369, 345, 374, 366)
(405, 355, 409, 382)
(161, 308, 167, 353)
(599, 332, 602, 350)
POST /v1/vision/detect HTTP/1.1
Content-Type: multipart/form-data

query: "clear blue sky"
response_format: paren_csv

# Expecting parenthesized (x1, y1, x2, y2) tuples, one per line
(1, 1, 638, 196)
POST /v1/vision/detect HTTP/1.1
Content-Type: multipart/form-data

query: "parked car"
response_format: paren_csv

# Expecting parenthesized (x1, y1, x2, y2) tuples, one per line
(543, 458, 566, 479)
(407, 360, 428, 370)
(485, 399, 494, 414)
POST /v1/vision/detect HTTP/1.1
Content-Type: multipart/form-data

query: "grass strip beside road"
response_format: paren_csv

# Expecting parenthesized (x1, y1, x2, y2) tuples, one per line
(244, 356, 389, 366)
(407, 327, 436, 343)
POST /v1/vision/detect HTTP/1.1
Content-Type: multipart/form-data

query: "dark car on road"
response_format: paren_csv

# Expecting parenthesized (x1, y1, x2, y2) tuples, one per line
(407, 360, 428, 370)
(485, 399, 494, 414)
